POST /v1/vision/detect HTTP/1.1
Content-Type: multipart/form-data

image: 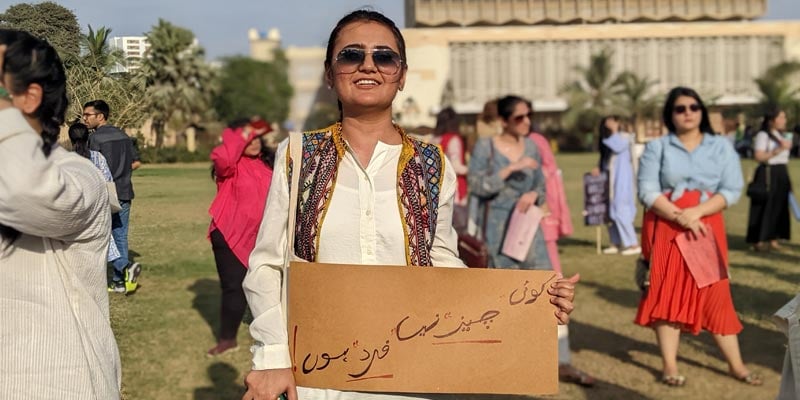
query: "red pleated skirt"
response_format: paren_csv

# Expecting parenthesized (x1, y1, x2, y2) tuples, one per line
(634, 191, 743, 335)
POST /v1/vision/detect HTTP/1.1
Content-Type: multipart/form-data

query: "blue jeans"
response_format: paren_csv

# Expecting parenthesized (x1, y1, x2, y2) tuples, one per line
(110, 200, 132, 282)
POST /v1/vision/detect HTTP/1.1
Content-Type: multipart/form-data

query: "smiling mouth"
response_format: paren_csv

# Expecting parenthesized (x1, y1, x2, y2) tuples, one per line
(354, 79, 380, 87)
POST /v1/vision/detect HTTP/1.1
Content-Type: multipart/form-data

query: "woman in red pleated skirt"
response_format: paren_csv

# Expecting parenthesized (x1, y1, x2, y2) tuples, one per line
(635, 87, 762, 387)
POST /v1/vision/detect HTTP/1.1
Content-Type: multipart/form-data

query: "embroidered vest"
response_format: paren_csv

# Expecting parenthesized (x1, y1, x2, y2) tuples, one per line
(287, 123, 444, 266)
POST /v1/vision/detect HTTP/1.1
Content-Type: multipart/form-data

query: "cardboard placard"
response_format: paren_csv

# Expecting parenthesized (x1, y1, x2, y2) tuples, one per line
(583, 172, 609, 226)
(675, 230, 728, 288)
(287, 262, 558, 395)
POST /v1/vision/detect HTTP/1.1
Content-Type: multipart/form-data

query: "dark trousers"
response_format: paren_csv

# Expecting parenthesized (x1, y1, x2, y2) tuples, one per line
(747, 164, 791, 243)
(210, 229, 248, 341)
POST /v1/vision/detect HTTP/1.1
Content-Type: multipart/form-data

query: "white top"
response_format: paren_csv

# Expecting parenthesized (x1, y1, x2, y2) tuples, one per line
(754, 130, 790, 165)
(244, 137, 467, 399)
(0, 109, 121, 399)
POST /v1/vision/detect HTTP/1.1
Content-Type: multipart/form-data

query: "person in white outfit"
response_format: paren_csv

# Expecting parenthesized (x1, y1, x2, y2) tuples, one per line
(0, 31, 121, 399)
(241, 10, 580, 400)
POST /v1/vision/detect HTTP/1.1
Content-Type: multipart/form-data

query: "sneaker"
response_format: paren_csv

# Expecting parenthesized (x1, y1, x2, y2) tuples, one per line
(124, 262, 142, 293)
(621, 246, 642, 256)
(602, 246, 619, 254)
(108, 281, 126, 293)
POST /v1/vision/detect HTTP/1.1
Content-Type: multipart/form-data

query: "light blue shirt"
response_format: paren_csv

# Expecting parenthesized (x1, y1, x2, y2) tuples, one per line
(638, 133, 744, 208)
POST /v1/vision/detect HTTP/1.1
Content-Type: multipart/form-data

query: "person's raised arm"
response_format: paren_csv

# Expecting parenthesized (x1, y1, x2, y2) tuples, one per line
(211, 127, 253, 180)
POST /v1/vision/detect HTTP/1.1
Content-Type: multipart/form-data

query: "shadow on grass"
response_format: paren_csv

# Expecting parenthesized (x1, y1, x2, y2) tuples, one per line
(731, 262, 800, 283)
(190, 278, 221, 341)
(577, 280, 787, 374)
(193, 362, 245, 400)
(560, 237, 598, 248)
(580, 281, 642, 310)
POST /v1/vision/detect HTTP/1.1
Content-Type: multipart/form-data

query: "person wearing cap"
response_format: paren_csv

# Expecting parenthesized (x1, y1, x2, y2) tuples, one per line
(207, 117, 274, 356)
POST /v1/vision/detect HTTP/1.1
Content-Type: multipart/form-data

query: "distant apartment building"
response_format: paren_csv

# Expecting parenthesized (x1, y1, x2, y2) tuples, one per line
(110, 36, 150, 73)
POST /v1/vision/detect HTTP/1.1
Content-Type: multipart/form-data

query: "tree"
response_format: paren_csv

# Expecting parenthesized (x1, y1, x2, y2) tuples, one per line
(754, 61, 800, 120)
(559, 48, 624, 135)
(213, 53, 293, 124)
(0, 2, 81, 59)
(612, 71, 661, 138)
(82, 25, 125, 73)
(135, 19, 218, 148)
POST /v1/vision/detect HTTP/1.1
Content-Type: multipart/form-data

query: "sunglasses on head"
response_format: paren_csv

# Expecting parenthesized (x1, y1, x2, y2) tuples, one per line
(673, 104, 701, 114)
(511, 111, 534, 123)
(334, 47, 403, 75)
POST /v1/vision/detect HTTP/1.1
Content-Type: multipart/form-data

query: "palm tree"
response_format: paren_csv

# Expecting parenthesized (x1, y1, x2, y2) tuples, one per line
(81, 25, 125, 73)
(560, 48, 624, 136)
(612, 71, 660, 139)
(754, 61, 800, 120)
(135, 19, 218, 148)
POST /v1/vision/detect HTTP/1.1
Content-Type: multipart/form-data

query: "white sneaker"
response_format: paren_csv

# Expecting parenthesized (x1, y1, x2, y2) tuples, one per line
(621, 246, 642, 256)
(602, 246, 620, 254)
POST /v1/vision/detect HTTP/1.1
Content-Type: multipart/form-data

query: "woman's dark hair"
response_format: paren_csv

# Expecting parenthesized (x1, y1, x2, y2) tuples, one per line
(478, 99, 499, 124)
(496, 95, 530, 121)
(662, 86, 713, 135)
(68, 122, 92, 159)
(324, 9, 407, 121)
(210, 118, 275, 180)
(434, 107, 460, 136)
(759, 105, 784, 134)
(0, 29, 68, 244)
(597, 115, 620, 172)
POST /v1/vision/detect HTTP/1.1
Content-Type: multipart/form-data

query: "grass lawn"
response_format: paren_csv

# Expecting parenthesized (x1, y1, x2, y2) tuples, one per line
(113, 156, 798, 400)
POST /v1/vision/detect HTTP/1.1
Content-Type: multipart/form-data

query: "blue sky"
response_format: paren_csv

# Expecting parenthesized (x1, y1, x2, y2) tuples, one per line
(45, 0, 800, 59)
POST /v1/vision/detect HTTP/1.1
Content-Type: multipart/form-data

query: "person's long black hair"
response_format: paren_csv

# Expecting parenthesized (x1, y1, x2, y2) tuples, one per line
(68, 121, 92, 159)
(0, 29, 68, 244)
(597, 115, 619, 172)
(759, 105, 784, 145)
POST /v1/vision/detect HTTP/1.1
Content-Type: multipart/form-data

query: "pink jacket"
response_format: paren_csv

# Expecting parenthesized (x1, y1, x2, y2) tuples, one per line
(208, 127, 273, 267)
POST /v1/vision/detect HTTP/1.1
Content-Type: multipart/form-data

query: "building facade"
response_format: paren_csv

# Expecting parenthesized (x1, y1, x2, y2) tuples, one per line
(109, 36, 150, 73)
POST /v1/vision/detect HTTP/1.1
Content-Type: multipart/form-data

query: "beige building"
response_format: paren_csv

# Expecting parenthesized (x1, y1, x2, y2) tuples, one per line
(254, 0, 800, 132)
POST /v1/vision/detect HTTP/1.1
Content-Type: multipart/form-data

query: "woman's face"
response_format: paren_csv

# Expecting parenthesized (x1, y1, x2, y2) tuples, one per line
(671, 95, 702, 133)
(326, 21, 406, 114)
(773, 111, 787, 131)
(604, 117, 620, 133)
(243, 136, 262, 157)
(502, 101, 532, 137)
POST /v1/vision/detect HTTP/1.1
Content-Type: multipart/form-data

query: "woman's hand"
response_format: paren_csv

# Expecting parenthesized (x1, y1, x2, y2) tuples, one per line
(242, 368, 298, 400)
(589, 167, 600, 177)
(512, 156, 539, 172)
(780, 139, 793, 151)
(673, 207, 709, 237)
(549, 274, 580, 325)
(515, 191, 539, 213)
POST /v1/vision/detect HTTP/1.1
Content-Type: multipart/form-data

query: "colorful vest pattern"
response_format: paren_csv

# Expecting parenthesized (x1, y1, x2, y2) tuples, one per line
(286, 123, 444, 266)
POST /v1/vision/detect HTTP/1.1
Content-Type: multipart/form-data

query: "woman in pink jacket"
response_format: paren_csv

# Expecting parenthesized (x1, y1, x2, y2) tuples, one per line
(207, 117, 273, 356)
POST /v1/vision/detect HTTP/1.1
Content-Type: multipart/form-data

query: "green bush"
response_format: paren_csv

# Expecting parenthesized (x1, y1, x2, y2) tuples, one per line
(139, 145, 212, 164)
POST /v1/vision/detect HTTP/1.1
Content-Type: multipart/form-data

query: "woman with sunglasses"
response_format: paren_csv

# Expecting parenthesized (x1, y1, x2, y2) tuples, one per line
(468, 95, 594, 387)
(0, 31, 121, 399)
(636, 87, 760, 387)
(241, 11, 579, 400)
(746, 106, 792, 252)
(597, 115, 641, 256)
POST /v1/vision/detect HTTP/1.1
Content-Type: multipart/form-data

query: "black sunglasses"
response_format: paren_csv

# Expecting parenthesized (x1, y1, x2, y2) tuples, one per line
(334, 48, 403, 75)
(511, 111, 534, 123)
(673, 104, 701, 114)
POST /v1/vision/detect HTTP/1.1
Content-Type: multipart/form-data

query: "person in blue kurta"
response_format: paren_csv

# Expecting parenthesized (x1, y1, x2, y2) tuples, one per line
(599, 116, 641, 256)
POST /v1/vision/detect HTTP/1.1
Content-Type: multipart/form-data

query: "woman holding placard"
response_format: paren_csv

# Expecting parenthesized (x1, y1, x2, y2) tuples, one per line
(240, 11, 580, 400)
(636, 86, 761, 387)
